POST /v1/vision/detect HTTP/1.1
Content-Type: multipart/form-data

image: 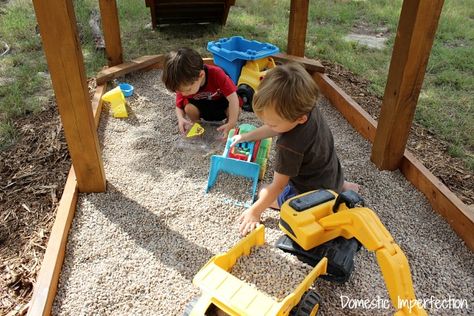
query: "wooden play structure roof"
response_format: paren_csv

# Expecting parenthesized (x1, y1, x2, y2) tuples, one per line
(28, 0, 472, 315)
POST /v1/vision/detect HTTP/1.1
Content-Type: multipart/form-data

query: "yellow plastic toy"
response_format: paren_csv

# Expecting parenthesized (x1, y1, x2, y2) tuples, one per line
(278, 190, 427, 316)
(186, 122, 205, 138)
(101, 86, 128, 118)
(187, 190, 427, 316)
(237, 57, 276, 112)
(186, 225, 327, 316)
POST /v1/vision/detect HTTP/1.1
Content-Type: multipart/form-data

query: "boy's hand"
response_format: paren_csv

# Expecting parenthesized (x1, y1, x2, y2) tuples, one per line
(177, 117, 192, 134)
(216, 122, 235, 140)
(229, 134, 244, 147)
(238, 208, 261, 236)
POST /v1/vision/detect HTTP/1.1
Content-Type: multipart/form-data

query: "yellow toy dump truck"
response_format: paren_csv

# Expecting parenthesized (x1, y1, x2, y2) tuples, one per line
(207, 36, 279, 112)
(184, 225, 327, 316)
(236, 56, 276, 112)
(186, 190, 427, 316)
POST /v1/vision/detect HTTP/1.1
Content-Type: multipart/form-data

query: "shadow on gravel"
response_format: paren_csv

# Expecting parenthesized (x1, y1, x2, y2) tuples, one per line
(92, 183, 213, 281)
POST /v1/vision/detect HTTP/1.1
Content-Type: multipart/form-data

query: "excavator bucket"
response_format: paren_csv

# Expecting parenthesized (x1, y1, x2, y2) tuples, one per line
(206, 155, 260, 203)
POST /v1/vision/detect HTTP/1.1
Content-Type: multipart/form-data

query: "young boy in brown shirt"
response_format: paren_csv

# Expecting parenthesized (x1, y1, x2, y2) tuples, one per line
(230, 63, 359, 236)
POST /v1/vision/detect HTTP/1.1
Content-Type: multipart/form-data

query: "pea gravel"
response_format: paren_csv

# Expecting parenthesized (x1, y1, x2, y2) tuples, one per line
(52, 69, 473, 316)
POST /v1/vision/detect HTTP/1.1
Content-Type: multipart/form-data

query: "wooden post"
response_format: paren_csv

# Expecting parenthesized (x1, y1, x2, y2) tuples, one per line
(32, 0, 106, 192)
(98, 0, 123, 66)
(371, 0, 444, 170)
(287, 0, 309, 57)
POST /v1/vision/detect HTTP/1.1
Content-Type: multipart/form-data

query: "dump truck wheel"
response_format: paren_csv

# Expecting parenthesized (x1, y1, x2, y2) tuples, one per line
(237, 84, 254, 112)
(290, 291, 322, 316)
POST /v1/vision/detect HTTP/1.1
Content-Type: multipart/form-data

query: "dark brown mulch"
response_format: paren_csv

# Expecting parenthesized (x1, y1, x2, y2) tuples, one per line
(0, 64, 472, 315)
(323, 61, 473, 205)
(0, 100, 69, 315)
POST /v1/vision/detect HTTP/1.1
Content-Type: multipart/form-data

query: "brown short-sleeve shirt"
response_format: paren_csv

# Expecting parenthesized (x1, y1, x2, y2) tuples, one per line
(275, 105, 344, 194)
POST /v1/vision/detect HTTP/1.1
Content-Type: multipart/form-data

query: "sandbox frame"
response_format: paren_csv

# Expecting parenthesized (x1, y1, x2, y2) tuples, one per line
(28, 0, 473, 315)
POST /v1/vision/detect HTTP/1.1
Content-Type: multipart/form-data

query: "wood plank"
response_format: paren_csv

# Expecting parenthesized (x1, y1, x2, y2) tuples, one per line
(400, 152, 474, 251)
(32, 0, 106, 192)
(27, 80, 106, 316)
(287, 0, 309, 57)
(273, 53, 325, 74)
(91, 84, 107, 128)
(142, 56, 213, 73)
(313, 71, 474, 251)
(27, 168, 79, 316)
(203, 57, 215, 65)
(96, 55, 165, 85)
(98, 0, 123, 66)
(371, 0, 444, 170)
(313, 73, 377, 142)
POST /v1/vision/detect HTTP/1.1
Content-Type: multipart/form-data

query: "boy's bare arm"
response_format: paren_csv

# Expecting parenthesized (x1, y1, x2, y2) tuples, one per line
(239, 172, 289, 236)
(241, 125, 279, 142)
(175, 106, 185, 119)
(217, 92, 241, 138)
(226, 92, 240, 127)
(175, 107, 190, 134)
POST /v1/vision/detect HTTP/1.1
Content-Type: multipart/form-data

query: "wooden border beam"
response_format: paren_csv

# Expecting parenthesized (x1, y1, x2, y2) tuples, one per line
(313, 73, 377, 142)
(96, 55, 165, 85)
(287, 0, 309, 57)
(28, 84, 107, 315)
(98, 0, 123, 66)
(32, 0, 106, 193)
(28, 167, 78, 316)
(273, 53, 325, 74)
(314, 72, 474, 251)
(371, 0, 444, 170)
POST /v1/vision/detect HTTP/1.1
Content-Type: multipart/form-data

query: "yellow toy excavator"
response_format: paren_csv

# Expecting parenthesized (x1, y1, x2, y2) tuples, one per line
(185, 190, 427, 316)
(277, 189, 426, 316)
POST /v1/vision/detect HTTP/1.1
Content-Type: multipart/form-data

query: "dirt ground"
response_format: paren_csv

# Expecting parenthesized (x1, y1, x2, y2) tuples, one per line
(0, 63, 472, 315)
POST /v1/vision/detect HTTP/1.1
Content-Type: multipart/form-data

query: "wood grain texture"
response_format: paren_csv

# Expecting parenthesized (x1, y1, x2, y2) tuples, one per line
(96, 55, 165, 85)
(371, 0, 444, 170)
(273, 53, 325, 74)
(287, 0, 309, 57)
(27, 168, 79, 316)
(33, 0, 106, 192)
(98, 0, 123, 66)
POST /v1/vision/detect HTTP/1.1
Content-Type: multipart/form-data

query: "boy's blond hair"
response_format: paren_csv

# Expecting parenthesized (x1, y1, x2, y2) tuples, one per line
(253, 63, 319, 121)
(162, 48, 204, 92)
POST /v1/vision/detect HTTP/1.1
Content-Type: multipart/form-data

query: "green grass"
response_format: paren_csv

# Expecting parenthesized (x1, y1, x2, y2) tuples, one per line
(0, 0, 472, 169)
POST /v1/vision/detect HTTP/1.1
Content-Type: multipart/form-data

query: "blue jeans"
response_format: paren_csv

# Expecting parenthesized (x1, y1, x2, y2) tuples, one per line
(277, 184, 298, 207)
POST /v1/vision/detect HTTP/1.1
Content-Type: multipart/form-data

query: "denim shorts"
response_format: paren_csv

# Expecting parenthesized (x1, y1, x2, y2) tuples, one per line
(277, 184, 298, 207)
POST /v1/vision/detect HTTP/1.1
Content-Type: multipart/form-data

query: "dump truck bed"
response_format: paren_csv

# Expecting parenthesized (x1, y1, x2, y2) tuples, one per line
(190, 225, 328, 316)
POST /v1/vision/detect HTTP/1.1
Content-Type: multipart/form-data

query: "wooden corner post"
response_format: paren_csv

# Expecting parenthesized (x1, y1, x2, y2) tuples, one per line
(99, 0, 123, 66)
(33, 0, 106, 192)
(287, 0, 309, 57)
(371, 0, 444, 170)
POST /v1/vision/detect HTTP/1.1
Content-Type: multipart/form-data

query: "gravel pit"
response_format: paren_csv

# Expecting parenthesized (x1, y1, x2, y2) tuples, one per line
(52, 69, 473, 315)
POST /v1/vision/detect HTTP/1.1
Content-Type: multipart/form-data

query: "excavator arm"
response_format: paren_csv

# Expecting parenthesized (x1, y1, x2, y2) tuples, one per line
(319, 208, 426, 316)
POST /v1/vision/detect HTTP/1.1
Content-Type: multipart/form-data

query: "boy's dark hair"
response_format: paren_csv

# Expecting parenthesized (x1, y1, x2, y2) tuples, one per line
(162, 48, 204, 92)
